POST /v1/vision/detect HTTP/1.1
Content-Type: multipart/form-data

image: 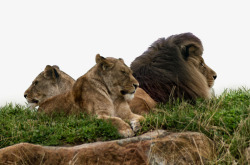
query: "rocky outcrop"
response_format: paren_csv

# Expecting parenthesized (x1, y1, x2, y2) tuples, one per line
(0, 130, 215, 164)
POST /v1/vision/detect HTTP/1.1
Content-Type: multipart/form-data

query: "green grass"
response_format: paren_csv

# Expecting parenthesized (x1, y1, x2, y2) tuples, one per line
(0, 88, 249, 164)
(141, 88, 249, 164)
(0, 105, 120, 147)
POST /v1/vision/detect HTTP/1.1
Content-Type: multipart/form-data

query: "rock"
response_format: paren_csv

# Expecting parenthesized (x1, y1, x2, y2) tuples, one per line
(0, 131, 215, 165)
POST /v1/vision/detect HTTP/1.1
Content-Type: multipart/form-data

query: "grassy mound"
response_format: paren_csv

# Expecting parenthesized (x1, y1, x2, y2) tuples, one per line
(0, 88, 249, 163)
(0, 106, 120, 147)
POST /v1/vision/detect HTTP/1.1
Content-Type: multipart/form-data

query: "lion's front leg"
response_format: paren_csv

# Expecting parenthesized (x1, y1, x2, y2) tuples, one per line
(97, 114, 134, 138)
(114, 101, 145, 133)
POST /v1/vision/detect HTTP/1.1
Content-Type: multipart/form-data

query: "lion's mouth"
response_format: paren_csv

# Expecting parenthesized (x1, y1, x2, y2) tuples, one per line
(27, 99, 39, 104)
(32, 99, 39, 104)
(208, 80, 214, 88)
(120, 90, 135, 95)
(121, 90, 136, 101)
(26, 99, 39, 109)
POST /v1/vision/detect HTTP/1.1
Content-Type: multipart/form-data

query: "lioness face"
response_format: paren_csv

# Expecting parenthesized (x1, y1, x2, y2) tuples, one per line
(115, 60, 139, 101)
(96, 55, 139, 101)
(188, 55, 217, 88)
(24, 66, 61, 108)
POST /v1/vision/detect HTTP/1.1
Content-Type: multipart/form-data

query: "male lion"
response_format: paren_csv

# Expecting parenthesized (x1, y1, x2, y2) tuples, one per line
(24, 66, 156, 114)
(24, 65, 75, 108)
(38, 54, 145, 137)
(130, 33, 217, 103)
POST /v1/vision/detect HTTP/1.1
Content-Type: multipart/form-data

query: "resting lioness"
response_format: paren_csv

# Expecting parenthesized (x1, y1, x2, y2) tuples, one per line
(38, 54, 145, 137)
(24, 65, 75, 108)
(24, 66, 156, 114)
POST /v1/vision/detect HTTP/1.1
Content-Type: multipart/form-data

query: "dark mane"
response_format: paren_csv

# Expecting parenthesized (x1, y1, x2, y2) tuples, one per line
(130, 33, 209, 103)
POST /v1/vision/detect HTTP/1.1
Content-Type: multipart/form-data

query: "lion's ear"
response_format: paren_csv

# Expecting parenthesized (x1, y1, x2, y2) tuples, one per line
(95, 54, 104, 63)
(95, 54, 114, 70)
(44, 65, 60, 80)
(52, 65, 60, 70)
(118, 58, 125, 63)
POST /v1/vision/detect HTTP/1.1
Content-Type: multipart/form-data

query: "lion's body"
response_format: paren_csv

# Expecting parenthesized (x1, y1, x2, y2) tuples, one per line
(129, 88, 156, 115)
(24, 66, 156, 114)
(38, 55, 145, 137)
(130, 33, 217, 103)
(24, 65, 75, 108)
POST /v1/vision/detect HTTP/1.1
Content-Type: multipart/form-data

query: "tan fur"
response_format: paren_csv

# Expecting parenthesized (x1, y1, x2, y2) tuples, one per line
(24, 65, 75, 108)
(24, 67, 156, 114)
(129, 88, 157, 115)
(131, 33, 217, 103)
(38, 55, 145, 137)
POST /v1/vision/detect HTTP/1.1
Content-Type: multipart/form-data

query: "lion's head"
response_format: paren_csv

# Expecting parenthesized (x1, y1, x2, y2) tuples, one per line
(95, 54, 139, 101)
(130, 33, 217, 103)
(24, 65, 75, 108)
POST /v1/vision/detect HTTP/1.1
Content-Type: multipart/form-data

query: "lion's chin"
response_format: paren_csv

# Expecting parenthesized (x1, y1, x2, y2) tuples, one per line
(124, 93, 135, 101)
(120, 89, 136, 101)
(27, 103, 38, 109)
(26, 99, 39, 109)
(208, 80, 215, 88)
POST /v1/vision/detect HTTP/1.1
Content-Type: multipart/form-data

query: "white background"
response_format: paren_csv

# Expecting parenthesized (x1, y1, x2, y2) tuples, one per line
(0, 1, 249, 106)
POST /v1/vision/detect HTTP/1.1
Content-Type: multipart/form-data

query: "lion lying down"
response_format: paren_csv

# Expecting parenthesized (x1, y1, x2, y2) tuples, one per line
(24, 66, 156, 115)
(131, 32, 217, 103)
(38, 54, 145, 137)
(24, 65, 75, 109)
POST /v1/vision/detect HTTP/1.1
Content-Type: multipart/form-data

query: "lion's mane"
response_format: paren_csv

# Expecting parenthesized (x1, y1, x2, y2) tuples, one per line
(130, 33, 216, 103)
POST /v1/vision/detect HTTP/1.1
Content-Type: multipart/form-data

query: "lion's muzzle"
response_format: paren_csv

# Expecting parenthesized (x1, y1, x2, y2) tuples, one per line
(121, 83, 138, 101)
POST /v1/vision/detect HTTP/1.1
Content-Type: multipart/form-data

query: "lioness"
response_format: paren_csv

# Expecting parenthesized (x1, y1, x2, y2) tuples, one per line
(24, 65, 75, 108)
(38, 54, 145, 137)
(24, 66, 156, 114)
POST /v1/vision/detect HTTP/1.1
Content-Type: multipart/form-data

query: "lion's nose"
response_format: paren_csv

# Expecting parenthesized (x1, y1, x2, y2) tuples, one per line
(213, 75, 217, 80)
(133, 84, 139, 89)
(24, 94, 27, 98)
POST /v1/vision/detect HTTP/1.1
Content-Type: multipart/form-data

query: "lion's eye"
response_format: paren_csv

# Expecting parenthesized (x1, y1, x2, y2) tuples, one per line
(201, 62, 205, 67)
(121, 70, 127, 75)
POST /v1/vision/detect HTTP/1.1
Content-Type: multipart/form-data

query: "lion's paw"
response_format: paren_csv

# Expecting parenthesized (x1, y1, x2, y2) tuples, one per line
(118, 128, 135, 138)
(130, 120, 142, 132)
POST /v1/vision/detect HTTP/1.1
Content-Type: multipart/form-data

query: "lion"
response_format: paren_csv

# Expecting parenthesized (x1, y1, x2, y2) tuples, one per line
(24, 65, 75, 108)
(24, 66, 156, 114)
(38, 54, 145, 137)
(130, 32, 217, 103)
(128, 88, 156, 114)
